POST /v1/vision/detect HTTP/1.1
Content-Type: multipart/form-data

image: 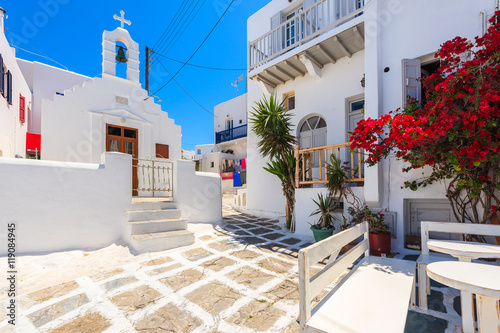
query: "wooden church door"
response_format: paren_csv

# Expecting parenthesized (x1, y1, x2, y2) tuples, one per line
(106, 124, 139, 196)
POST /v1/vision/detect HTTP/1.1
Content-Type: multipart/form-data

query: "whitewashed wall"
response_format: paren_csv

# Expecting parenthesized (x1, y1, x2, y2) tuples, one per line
(41, 74, 181, 163)
(214, 94, 247, 133)
(363, 0, 495, 249)
(17, 59, 90, 135)
(246, 51, 365, 217)
(173, 160, 222, 223)
(0, 29, 32, 158)
(0, 152, 131, 255)
(194, 143, 217, 159)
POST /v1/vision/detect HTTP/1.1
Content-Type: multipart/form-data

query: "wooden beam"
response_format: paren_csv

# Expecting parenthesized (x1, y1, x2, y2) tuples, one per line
(303, 51, 324, 69)
(353, 26, 365, 49)
(265, 70, 286, 85)
(275, 65, 295, 80)
(315, 44, 336, 64)
(256, 75, 276, 88)
(333, 36, 352, 58)
(299, 54, 322, 79)
(284, 60, 306, 76)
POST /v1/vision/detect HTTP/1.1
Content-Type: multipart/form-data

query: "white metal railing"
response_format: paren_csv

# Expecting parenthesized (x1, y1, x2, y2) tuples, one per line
(249, 0, 364, 71)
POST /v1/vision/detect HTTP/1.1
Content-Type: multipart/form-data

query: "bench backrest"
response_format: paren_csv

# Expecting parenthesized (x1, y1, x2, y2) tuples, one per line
(421, 221, 500, 255)
(298, 222, 370, 328)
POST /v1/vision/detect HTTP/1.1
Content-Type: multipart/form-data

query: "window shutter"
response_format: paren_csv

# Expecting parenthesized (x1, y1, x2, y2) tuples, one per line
(0, 54, 3, 96)
(7, 70, 12, 105)
(270, 12, 283, 54)
(401, 58, 421, 106)
(155, 144, 169, 159)
(19, 95, 25, 124)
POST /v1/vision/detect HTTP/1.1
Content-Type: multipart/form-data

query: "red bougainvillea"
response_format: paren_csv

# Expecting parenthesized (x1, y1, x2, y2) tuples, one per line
(351, 12, 500, 228)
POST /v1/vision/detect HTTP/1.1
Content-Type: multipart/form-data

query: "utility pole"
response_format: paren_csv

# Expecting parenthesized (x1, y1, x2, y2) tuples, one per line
(231, 74, 243, 96)
(145, 46, 150, 93)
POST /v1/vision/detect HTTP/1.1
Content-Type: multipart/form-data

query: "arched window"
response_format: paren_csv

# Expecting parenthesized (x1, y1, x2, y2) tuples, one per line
(298, 115, 327, 167)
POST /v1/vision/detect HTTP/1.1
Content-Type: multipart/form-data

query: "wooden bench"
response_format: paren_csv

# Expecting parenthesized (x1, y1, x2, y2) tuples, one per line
(299, 222, 416, 333)
(416, 221, 500, 310)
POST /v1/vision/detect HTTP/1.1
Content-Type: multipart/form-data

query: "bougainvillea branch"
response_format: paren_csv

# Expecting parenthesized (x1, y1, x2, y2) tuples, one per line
(351, 12, 500, 241)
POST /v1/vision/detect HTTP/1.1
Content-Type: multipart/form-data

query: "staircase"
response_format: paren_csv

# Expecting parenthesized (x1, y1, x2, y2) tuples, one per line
(125, 199, 194, 254)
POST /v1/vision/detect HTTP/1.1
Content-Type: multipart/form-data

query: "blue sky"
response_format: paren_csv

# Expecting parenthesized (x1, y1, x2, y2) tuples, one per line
(4, 0, 270, 150)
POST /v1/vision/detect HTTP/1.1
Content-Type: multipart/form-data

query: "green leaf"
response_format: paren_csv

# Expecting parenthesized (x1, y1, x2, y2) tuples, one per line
(473, 161, 481, 167)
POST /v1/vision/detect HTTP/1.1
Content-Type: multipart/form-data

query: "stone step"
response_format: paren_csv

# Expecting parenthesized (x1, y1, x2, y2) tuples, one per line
(128, 200, 177, 211)
(132, 230, 195, 253)
(130, 219, 188, 235)
(128, 209, 181, 222)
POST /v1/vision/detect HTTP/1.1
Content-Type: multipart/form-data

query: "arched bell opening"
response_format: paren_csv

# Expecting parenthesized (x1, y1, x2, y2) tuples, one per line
(115, 40, 128, 80)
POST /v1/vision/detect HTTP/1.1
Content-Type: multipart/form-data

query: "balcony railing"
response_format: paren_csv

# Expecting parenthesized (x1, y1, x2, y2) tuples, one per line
(216, 124, 247, 144)
(249, 0, 364, 71)
(294, 142, 364, 188)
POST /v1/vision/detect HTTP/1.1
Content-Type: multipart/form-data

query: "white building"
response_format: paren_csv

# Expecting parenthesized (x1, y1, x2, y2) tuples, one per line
(0, 10, 221, 255)
(0, 8, 32, 158)
(244, 0, 496, 251)
(196, 93, 248, 194)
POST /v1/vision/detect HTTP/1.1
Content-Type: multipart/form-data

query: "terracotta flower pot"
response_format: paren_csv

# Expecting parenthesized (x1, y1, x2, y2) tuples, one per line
(369, 232, 391, 256)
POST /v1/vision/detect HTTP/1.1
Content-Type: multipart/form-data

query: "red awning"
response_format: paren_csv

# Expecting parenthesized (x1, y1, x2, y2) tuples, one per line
(26, 132, 41, 154)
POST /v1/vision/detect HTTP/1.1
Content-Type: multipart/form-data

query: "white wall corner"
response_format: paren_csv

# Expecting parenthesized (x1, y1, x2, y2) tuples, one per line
(299, 54, 322, 79)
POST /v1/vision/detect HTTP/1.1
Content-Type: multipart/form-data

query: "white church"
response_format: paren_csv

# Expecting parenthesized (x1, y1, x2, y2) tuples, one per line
(0, 9, 221, 255)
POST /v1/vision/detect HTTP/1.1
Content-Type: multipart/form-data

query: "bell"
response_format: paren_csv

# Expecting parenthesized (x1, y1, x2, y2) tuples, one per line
(116, 46, 127, 63)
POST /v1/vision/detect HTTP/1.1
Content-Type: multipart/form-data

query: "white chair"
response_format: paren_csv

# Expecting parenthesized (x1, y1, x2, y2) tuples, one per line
(416, 221, 500, 310)
(299, 222, 416, 333)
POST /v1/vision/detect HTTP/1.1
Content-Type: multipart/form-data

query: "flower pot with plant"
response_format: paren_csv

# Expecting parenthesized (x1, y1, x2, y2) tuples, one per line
(309, 193, 339, 242)
(349, 206, 391, 255)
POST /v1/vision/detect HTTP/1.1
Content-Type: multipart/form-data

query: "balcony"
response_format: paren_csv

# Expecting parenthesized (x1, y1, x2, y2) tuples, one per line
(216, 124, 247, 144)
(249, 0, 365, 89)
(294, 142, 364, 188)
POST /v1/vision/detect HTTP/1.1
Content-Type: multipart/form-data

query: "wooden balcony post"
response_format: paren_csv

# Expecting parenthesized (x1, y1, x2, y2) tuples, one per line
(295, 145, 300, 188)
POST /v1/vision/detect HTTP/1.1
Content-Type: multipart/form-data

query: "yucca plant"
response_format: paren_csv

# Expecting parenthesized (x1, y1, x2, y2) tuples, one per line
(251, 95, 297, 230)
(310, 193, 339, 229)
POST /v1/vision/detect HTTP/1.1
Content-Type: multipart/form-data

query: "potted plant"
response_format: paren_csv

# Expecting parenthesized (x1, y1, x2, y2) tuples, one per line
(309, 193, 339, 242)
(352, 206, 391, 256)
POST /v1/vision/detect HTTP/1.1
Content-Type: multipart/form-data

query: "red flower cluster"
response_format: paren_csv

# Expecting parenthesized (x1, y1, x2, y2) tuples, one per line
(351, 12, 500, 191)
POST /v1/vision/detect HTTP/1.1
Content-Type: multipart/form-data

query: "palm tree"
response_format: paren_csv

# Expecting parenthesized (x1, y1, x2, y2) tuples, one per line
(250, 95, 297, 230)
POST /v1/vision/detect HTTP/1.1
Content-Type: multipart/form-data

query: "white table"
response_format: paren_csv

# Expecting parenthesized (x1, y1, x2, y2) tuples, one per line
(428, 262, 500, 333)
(426, 240, 500, 332)
(427, 240, 500, 262)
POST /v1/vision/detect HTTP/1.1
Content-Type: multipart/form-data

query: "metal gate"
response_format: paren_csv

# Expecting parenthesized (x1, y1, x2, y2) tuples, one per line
(133, 158, 173, 197)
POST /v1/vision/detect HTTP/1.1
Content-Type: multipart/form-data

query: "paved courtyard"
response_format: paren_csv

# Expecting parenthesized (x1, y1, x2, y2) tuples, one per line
(1, 198, 467, 332)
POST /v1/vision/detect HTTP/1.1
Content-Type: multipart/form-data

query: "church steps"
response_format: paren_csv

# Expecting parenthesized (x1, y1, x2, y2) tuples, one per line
(127, 208, 181, 221)
(130, 218, 187, 235)
(126, 201, 194, 254)
(131, 230, 195, 253)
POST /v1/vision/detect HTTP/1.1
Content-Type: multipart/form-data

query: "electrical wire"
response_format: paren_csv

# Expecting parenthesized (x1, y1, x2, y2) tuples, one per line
(140, 0, 189, 74)
(152, 53, 214, 116)
(146, 0, 236, 100)
(151, 51, 246, 71)
(12, 44, 69, 71)
(160, 0, 207, 56)
(155, 0, 201, 56)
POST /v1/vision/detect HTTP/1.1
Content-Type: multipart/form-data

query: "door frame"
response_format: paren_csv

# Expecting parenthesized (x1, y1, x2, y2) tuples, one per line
(106, 124, 139, 196)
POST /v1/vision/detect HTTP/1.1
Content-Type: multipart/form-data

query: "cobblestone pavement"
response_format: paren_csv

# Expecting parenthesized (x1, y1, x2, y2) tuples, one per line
(1, 198, 466, 332)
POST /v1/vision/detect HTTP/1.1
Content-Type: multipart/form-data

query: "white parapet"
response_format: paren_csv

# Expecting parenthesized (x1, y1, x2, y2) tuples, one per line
(0, 152, 132, 255)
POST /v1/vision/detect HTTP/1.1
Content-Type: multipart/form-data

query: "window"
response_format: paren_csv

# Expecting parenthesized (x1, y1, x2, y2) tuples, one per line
(197, 149, 201, 155)
(0, 54, 4, 96)
(284, 91, 295, 111)
(211, 161, 215, 168)
(156, 144, 169, 159)
(298, 115, 327, 167)
(226, 119, 233, 130)
(19, 95, 25, 124)
(6, 70, 12, 104)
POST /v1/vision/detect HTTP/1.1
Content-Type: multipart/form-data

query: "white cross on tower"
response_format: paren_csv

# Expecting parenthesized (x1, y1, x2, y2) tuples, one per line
(113, 10, 131, 29)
